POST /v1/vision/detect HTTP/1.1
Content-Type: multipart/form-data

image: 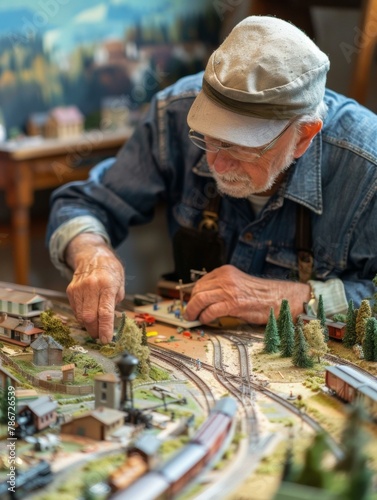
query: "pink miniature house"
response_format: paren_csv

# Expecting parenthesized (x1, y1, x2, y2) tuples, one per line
(45, 106, 84, 139)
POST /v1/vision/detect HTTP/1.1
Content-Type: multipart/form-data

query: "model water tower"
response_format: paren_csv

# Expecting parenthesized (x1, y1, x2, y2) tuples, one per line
(116, 351, 139, 418)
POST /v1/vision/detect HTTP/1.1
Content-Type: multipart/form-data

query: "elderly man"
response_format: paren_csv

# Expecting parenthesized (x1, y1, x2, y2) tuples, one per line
(47, 16, 377, 343)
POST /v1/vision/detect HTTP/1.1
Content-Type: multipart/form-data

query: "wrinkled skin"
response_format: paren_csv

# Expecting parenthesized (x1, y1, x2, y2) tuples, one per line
(65, 234, 125, 344)
(184, 265, 311, 325)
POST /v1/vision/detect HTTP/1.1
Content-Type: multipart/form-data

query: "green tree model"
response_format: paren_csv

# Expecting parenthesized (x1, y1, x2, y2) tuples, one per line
(40, 310, 76, 348)
(280, 312, 295, 358)
(264, 307, 280, 354)
(336, 404, 373, 500)
(355, 299, 372, 345)
(277, 299, 290, 339)
(115, 316, 150, 379)
(114, 312, 126, 343)
(0, 380, 10, 425)
(292, 322, 313, 368)
(141, 322, 148, 347)
(343, 300, 357, 348)
(362, 317, 377, 361)
(303, 320, 328, 363)
(372, 274, 377, 317)
(316, 295, 329, 342)
(295, 432, 331, 489)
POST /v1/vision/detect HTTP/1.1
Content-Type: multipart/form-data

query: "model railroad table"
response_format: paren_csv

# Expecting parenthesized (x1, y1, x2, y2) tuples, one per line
(0, 128, 132, 285)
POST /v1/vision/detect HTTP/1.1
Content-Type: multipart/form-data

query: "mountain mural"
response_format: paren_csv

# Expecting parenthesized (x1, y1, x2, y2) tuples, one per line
(0, 0, 221, 135)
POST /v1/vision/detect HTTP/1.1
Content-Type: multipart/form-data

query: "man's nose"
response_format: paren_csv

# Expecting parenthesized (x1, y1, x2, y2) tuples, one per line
(212, 150, 238, 174)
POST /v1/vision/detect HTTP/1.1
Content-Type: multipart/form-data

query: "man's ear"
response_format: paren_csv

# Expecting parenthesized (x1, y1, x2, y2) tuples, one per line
(294, 120, 322, 158)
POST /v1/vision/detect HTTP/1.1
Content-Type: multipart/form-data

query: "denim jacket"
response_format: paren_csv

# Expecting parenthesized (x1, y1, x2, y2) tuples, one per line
(48, 72, 377, 311)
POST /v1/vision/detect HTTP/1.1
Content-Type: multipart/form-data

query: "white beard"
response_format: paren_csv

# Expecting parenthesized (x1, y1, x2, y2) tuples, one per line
(209, 138, 298, 198)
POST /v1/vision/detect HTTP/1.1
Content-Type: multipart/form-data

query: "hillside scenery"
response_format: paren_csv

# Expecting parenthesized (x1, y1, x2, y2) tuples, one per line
(0, 0, 221, 135)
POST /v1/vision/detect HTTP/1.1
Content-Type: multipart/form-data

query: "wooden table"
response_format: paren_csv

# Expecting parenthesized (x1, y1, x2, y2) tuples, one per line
(0, 128, 132, 284)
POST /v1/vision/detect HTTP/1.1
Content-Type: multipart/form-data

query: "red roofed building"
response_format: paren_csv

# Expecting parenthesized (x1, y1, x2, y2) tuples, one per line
(0, 315, 44, 347)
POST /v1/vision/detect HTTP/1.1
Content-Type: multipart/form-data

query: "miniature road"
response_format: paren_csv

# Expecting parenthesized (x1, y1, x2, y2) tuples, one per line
(86, 349, 117, 374)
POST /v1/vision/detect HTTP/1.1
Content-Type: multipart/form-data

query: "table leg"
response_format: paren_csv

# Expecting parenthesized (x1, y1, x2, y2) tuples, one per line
(6, 161, 33, 285)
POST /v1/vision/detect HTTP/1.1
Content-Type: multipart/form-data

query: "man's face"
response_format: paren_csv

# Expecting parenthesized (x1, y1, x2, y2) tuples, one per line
(205, 128, 299, 198)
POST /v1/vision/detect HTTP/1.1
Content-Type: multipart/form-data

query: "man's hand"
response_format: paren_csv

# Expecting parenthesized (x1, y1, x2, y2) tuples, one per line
(65, 233, 125, 344)
(184, 265, 311, 325)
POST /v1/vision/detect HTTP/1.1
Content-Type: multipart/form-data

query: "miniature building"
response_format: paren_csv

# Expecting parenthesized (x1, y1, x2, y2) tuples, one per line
(30, 335, 63, 366)
(17, 395, 58, 434)
(61, 407, 126, 441)
(61, 363, 75, 383)
(0, 316, 44, 346)
(0, 360, 20, 388)
(0, 288, 48, 318)
(27, 111, 49, 136)
(44, 105, 84, 139)
(94, 373, 121, 409)
(101, 96, 130, 130)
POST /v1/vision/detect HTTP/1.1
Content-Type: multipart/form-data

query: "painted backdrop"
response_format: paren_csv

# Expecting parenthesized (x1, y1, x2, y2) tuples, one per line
(0, 0, 222, 135)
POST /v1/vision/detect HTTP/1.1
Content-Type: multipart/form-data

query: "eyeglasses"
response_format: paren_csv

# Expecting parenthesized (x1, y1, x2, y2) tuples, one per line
(188, 120, 295, 162)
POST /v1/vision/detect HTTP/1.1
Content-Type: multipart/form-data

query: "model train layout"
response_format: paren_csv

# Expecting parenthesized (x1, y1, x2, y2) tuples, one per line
(0, 283, 376, 499)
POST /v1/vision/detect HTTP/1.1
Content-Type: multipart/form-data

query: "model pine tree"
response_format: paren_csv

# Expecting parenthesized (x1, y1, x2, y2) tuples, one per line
(114, 312, 126, 342)
(355, 299, 372, 344)
(263, 307, 280, 353)
(295, 432, 330, 489)
(343, 299, 357, 347)
(0, 381, 10, 424)
(280, 439, 297, 482)
(372, 274, 377, 316)
(303, 320, 328, 363)
(141, 322, 148, 347)
(292, 322, 313, 368)
(316, 295, 329, 342)
(280, 310, 295, 358)
(276, 299, 290, 338)
(336, 404, 373, 500)
(362, 317, 377, 361)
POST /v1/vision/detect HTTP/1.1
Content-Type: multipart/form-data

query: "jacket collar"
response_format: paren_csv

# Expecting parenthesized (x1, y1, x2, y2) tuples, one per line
(284, 132, 323, 214)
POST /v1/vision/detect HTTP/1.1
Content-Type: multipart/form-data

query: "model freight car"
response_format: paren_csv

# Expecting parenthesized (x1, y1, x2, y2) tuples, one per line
(325, 365, 377, 420)
(299, 314, 346, 340)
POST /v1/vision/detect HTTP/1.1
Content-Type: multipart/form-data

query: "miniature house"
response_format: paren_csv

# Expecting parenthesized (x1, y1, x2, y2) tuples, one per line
(30, 335, 63, 366)
(61, 407, 126, 441)
(0, 288, 49, 318)
(45, 105, 84, 139)
(17, 395, 57, 436)
(101, 96, 130, 130)
(61, 363, 75, 383)
(0, 315, 44, 346)
(27, 111, 49, 136)
(94, 373, 121, 409)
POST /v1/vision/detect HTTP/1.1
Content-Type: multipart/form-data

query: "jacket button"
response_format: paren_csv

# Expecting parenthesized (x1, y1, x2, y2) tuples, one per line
(244, 232, 253, 242)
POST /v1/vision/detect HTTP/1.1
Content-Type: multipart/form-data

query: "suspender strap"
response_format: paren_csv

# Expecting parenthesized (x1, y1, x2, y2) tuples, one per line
(296, 204, 314, 283)
(198, 193, 222, 232)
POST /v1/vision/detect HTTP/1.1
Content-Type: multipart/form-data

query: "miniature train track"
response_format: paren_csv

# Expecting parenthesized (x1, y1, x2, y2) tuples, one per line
(212, 335, 344, 459)
(211, 335, 257, 437)
(150, 346, 216, 413)
(151, 339, 341, 455)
